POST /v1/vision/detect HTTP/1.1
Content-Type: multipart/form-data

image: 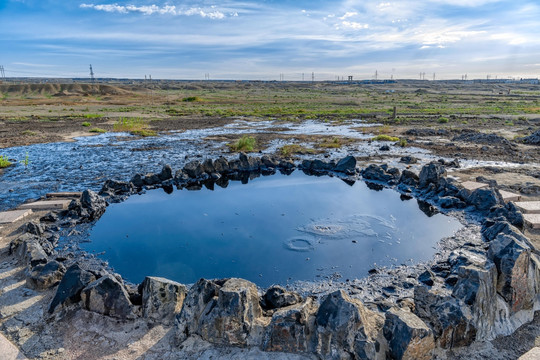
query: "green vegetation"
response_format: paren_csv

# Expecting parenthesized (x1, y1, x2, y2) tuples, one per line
(130, 129, 157, 137)
(182, 96, 204, 102)
(84, 113, 102, 119)
(20, 152, 30, 168)
(228, 135, 256, 152)
(372, 134, 399, 142)
(89, 127, 106, 133)
(21, 130, 37, 136)
(81, 121, 91, 127)
(279, 144, 316, 157)
(398, 138, 408, 147)
(438, 117, 449, 124)
(0, 155, 11, 168)
(319, 137, 343, 148)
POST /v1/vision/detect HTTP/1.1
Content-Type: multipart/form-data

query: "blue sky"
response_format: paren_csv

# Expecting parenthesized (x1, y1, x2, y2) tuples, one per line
(1, 0, 539, 80)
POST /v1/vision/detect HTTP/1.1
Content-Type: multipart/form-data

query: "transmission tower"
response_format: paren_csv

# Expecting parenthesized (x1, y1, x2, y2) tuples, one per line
(89, 64, 95, 83)
(0, 66, 5, 79)
(311, 72, 315, 82)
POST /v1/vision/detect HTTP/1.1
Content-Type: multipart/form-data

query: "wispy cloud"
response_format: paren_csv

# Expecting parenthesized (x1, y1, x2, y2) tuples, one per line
(79, 3, 232, 19)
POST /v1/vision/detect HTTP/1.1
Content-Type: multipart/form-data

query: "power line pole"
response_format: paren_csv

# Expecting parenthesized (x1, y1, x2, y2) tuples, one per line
(375, 70, 378, 80)
(311, 72, 315, 83)
(433, 73, 436, 81)
(89, 64, 95, 83)
(0, 66, 5, 79)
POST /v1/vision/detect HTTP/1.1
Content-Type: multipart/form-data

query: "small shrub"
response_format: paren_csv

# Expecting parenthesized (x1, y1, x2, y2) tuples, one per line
(182, 96, 204, 102)
(81, 121, 91, 127)
(438, 117, 449, 124)
(20, 152, 30, 168)
(89, 127, 106, 133)
(84, 114, 102, 119)
(517, 116, 527, 121)
(21, 130, 37, 136)
(228, 135, 256, 152)
(0, 155, 11, 168)
(398, 138, 408, 147)
(372, 134, 399, 142)
(131, 129, 157, 137)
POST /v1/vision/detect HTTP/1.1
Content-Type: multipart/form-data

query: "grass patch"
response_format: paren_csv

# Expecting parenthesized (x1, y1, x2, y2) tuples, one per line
(81, 121, 91, 127)
(438, 117, 449, 124)
(131, 129, 157, 137)
(228, 135, 256, 152)
(21, 130, 37, 136)
(279, 144, 316, 157)
(84, 113, 102, 119)
(89, 127, 106, 133)
(319, 137, 343, 148)
(182, 96, 204, 102)
(0, 155, 12, 168)
(398, 138, 408, 147)
(372, 134, 399, 142)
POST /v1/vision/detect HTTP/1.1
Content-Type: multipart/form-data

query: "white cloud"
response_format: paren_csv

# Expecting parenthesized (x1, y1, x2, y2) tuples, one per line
(341, 21, 369, 30)
(339, 11, 358, 20)
(79, 3, 227, 19)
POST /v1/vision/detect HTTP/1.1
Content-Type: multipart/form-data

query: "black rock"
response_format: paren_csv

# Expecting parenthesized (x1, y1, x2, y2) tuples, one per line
(130, 173, 144, 188)
(49, 264, 96, 313)
(183, 160, 205, 178)
(418, 270, 435, 287)
(399, 156, 418, 164)
(439, 196, 466, 209)
(379, 145, 390, 151)
(261, 285, 303, 310)
(399, 170, 419, 186)
(334, 156, 357, 173)
(100, 179, 133, 195)
(158, 164, 173, 181)
(40, 212, 58, 223)
(467, 188, 501, 212)
(27, 260, 66, 290)
(80, 189, 107, 220)
(418, 162, 446, 188)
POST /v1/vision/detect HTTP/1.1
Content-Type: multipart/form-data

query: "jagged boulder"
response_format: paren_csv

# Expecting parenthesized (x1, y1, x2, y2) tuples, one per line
(334, 156, 357, 173)
(80, 189, 107, 220)
(261, 155, 279, 169)
(176, 278, 266, 346)
(183, 160, 205, 178)
(439, 196, 466, 209)
(262, 297, 318, 353)
(383, 308, 435, 360)
(100, 179, 133, 196)
(418, 162, 446, 188)
(26, 260, 66, 290)
(414, 286, 476, 349)
(467, 188, 501, 212)
(158, 164, 173, 181)
(130, 173, 145, 188)
(81, 274, 134, 319)
(10, 234, 47, 267)
(213, 157, 230, 173)
(261, 286, 303, 310)
(399, 170, 419, 186)
(142, 276, 187, 325)
(49, 264, 96, 313)
(315, 290, 384, 359)
(488, 233, 536, 313)
(361, 164, 396, 184)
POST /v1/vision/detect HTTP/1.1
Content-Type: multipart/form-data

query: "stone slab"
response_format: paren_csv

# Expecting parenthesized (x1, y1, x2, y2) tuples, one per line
(46, 192, 82, 198)
(0, 209, 33, 224)
(519, 347, 540, 360)
(524, 214, 540, 229)
(515, 201, 540, 214)
(461, 181, 489, 192)
(499, 190, 521, 203)
(0, 333, 27, 359)
(18, 200, 70, 211)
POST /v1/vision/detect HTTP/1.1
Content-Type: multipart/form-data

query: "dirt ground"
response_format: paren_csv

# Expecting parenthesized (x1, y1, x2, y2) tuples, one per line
(1, 81, 540, 359)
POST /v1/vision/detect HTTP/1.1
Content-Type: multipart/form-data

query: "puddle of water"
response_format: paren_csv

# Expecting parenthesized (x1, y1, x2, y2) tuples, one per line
(83, 171, 462, 287)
